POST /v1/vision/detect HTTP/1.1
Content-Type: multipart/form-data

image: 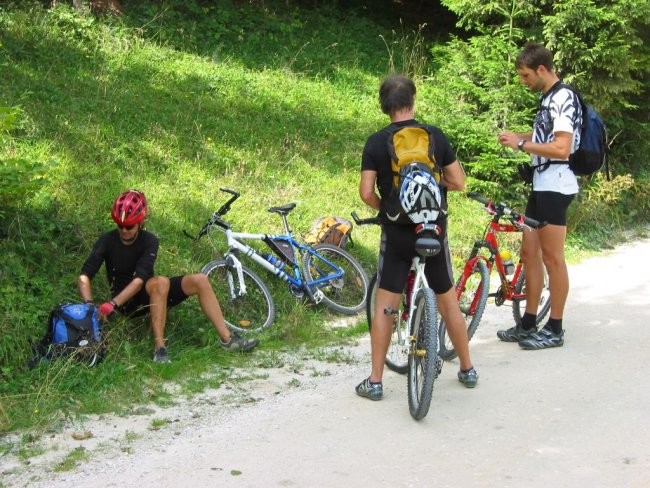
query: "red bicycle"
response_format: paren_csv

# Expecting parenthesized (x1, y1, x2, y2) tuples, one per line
(438, 192, 551, 360)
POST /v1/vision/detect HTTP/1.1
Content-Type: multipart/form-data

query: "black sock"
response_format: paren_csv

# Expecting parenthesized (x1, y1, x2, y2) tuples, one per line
(369, 378, 382, 385)
(545, 318, 563, 335)
(521, 312, 537, 330)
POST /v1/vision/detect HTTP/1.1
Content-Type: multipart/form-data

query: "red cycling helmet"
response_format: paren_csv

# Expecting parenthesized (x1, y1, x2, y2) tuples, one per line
(111, 190, 148, 227)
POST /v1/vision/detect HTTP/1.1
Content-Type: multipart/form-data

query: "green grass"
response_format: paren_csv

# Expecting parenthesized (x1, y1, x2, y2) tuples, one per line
(0, 0, 646, 447)
(149, 417, 170, 430)
(53, 446, 89, 472)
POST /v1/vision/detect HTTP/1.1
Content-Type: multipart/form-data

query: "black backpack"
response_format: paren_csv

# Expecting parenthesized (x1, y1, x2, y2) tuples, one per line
(544, 83, 610, 179)
(29, 302, 104, 368)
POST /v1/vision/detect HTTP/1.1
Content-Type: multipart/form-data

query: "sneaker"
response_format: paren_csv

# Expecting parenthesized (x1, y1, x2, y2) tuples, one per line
(153, 347, 171, 363)
(496, 324, 537, 342)
(220, 332, 259, 352)
(519, 328, 564, 350)
(355, 378, 383, 401)
(457, 367, 479, 388)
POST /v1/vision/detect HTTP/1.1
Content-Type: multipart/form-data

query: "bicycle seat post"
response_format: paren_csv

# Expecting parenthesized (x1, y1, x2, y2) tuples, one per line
(280, 213, 292, 236)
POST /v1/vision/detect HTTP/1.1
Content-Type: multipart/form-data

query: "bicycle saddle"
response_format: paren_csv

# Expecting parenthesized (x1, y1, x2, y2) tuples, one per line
(268, 203, 296, 215)
(414, 223, 441, 258)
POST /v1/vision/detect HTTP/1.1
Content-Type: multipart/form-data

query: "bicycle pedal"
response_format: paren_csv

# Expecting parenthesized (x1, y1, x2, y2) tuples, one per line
(312, 289, 324, 304)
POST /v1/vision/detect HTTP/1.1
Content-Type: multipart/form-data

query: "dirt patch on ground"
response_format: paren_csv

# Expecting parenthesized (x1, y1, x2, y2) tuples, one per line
(0, 340, 369, 488)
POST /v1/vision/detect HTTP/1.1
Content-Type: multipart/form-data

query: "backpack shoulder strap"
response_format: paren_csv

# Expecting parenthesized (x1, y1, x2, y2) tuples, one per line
(540, 80, 564, 106)
(536, 82, 588, 169)
(29, 304, 64, 368)
(539, 80, 585, 115)
(559, 83, 588, 122)
(43, 306, 61, 345)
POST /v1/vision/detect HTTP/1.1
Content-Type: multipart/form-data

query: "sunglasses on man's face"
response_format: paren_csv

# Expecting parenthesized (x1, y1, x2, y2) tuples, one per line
(117, 224, 136, 231)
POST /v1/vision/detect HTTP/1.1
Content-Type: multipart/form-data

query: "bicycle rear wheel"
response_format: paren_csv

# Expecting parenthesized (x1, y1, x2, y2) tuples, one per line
(438, 259, 490, 360)
(366, 273, 408, 374)
(302, 244, 369, 315)
(407, 287, 440, 421)
(201, 259, 275, 334)
(512, 267, 551, 326)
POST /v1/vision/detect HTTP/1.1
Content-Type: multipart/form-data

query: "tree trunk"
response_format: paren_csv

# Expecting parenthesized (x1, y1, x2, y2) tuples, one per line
(90, 0, 124, 14)
(54, 0, 124, 15)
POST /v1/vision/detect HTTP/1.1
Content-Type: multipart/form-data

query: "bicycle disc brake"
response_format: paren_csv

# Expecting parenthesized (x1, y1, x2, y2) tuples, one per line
(329, 278, 344, 289)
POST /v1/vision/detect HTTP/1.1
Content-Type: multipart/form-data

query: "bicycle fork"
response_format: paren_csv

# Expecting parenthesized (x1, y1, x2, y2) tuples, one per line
(224, 254, 248, 299)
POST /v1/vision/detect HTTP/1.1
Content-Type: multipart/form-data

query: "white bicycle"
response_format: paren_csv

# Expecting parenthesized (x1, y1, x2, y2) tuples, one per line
(353, 212, 442, 420)
(185, 188, 369, 334)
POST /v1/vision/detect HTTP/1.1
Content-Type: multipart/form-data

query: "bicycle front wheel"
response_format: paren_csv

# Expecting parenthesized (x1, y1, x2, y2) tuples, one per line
(201, 259, 275, 334)
(366, 273, 408, 374)
(512, 267, 551, 326)
(438, 259, 490, 361)
(407, 287, 440, 421)
(302, 244, 369, 315)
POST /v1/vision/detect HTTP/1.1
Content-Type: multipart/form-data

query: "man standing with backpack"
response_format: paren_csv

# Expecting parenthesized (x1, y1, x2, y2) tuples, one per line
(497, 42, 582, 350)
(357, 74, 478, 401)
(78, 189, 259, 363)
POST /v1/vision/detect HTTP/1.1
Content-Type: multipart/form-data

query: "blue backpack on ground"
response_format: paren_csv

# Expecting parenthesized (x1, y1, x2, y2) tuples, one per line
(29, 302, 104, 368)
(549, 83, 610, 179)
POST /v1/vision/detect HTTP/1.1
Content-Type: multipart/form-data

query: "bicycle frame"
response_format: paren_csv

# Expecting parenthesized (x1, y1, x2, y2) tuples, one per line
(437, 192, 549, 360)
(210, 221, 345, 299)
(404, 257, 429, 322)
(461, 219, 525, 308)
(354, 211, 437, 343)
(187, 189, 348, 304)
(188, 189, 369, 333)
(458, 192, 543, 316)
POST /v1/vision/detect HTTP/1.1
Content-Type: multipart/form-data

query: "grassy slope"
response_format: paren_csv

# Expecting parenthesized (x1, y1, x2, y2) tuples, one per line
(0, 2, 641, 436)
(0, 2, 425, 434)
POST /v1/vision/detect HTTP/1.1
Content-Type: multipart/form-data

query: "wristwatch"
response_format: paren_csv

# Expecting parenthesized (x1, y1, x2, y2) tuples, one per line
(517, 139, 526, 151)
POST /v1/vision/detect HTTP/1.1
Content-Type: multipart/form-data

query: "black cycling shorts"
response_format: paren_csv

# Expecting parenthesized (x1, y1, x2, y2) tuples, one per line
(376, 223, 454, 295)
(121, 275, 189, 317)
(526, 191, 576, 226)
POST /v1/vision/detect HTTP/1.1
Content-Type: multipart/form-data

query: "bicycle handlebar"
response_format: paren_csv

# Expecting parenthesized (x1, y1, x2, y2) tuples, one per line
(467, 191, 490, 206)
(467, 191, 546, 229)
(351, 211, 381, 226)
(215, 187, 239, 216)
(184, 188, 240, 240)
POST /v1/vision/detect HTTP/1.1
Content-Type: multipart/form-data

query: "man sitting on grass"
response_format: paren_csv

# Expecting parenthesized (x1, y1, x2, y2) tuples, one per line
(78, 189, 259, 363)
